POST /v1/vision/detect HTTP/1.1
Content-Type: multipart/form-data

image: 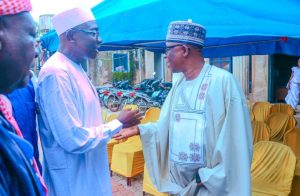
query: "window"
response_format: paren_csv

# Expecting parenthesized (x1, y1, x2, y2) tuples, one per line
(210, 57, 232, 72)
(112, 53, 129, 72)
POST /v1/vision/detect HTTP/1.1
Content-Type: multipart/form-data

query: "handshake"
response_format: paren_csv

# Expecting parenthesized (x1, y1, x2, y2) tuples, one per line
(114, 109, 143, 140)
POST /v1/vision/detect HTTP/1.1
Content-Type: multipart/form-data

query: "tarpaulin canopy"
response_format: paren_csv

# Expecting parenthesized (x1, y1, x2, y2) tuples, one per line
(40, 30, 59, 53)
(41, 0, 300, 57)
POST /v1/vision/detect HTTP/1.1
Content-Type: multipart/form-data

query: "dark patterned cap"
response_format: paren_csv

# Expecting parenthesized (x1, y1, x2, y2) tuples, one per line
(166, 19, 206, 47)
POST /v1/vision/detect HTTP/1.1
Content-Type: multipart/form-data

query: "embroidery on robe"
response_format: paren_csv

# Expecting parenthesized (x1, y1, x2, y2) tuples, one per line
(170, 65, 212, 165)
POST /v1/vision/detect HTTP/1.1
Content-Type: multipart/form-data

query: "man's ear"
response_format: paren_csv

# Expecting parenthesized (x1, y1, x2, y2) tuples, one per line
(66, 30, 75, 42)
(182, 45, 190, 57)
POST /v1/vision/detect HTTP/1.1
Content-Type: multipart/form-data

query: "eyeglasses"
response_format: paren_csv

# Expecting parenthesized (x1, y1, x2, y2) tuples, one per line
(165, 44, 183, 53)
(72, 28, 99, 38)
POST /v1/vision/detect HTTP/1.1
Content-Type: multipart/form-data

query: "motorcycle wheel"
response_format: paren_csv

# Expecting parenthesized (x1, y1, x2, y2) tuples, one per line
(107, 95, 120, 112)
(119, 98, 129, 111)
(133, 98, 148, 114)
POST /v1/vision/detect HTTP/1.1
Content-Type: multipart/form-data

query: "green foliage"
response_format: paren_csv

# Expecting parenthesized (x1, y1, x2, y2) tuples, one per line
(112, 72, 134, 83)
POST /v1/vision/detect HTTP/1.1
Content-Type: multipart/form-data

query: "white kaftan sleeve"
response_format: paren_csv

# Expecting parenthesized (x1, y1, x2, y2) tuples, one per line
(138, 80, 183, 194)
(198, 75, 253, 196)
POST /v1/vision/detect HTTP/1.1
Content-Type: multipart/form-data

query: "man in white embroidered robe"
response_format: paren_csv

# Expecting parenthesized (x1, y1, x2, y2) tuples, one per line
(114, 20, 252, 195)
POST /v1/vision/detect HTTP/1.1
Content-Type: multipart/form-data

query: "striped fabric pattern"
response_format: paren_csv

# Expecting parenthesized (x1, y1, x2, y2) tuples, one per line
(0, 0, 32, 16)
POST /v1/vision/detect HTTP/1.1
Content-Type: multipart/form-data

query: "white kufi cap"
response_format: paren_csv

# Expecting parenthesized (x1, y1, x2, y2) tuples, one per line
(52, 7, 96, 36)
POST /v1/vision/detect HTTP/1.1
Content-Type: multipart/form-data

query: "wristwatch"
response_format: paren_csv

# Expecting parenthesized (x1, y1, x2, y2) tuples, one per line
(195, 172, 201, 184)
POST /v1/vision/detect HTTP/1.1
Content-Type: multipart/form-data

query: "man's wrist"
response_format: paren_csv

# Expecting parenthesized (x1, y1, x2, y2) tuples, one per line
(135, 126, 140, 135)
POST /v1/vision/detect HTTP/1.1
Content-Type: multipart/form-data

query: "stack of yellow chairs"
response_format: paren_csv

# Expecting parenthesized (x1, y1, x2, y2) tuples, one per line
(143, 165, 168, 196)
(141, 107, 161, 124)
(110, 135, 144, 186)
(107, 139, 119, 164)
(101, 110, 107, 123)
(266, 113, 296, 142)
(250, 110, 255, 121)
(252, 102, 271, 122)
(270, 103, 294, 115)
(251, 121, 270, 144)
(247, 99, 252, 110)
(247, 99, 255, 121)
(106, 113, 118, 123)
(251, 141, 296, 196)
(122, 104, 139, 110)
(284, 128, 300, 195)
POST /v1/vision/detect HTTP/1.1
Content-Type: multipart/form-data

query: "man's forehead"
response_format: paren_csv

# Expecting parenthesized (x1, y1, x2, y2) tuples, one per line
(77, 20, 98, 29)
(2, 12, 35, 30)
(166, 42, 181, 46)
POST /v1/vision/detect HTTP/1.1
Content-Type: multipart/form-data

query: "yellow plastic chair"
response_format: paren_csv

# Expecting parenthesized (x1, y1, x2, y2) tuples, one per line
(143, 164, 168, 196)
(290, 175, 300, 196)
(107, 139, 119, 164)
(252, 102, 271, 122)
(266, 113, 296, 142)
(270, 103, 294, 115)
(140, 116, 151, 124)
(144, 107, 161, 122)
(106, 113, 118, 122)
(251, 141, 296, 196)
(284, 128, 300, 196)
(284, 128, 300, 176)
(110, 135, 144, 186)
(251, 121, 270, 144)
(122, 104, 138, 110)
(101, 110, 107, 123)
(250, 110, 255, 121)
(247, 99, 252, 110)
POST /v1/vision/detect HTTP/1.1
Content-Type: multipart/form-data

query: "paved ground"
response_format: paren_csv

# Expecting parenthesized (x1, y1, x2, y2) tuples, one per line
(111, 173, 145, 196)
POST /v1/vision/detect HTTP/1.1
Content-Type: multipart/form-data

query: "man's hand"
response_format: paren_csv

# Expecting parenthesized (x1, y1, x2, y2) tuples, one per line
(113, 126, 140, 140)
(117, 109, 142, 129)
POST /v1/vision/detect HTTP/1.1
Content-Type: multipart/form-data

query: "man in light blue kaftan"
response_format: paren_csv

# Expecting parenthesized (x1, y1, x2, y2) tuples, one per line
(114, 20, 253, 196)
(36, 7, 141, 196)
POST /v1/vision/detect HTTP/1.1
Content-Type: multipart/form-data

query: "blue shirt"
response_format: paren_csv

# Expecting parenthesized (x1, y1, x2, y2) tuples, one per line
(0, 114, 45, 196)
(6, 80, 41, 171)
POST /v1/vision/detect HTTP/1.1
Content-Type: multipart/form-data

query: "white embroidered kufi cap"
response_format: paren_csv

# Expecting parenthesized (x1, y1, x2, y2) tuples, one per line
(52, 7, 96, 36)
(166, 19, 206, 47)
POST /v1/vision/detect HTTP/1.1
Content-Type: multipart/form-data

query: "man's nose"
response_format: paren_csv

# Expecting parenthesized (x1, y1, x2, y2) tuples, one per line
(97, 38, 102, 45)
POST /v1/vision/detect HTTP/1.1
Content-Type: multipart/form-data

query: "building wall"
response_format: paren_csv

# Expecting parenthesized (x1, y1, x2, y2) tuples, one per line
(88, 52, 113, 87)
(232, 56, 250, 97)
(39, 14, 54, 35)
(251, 55, 269, 103)
(145, 51, 155, 79)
